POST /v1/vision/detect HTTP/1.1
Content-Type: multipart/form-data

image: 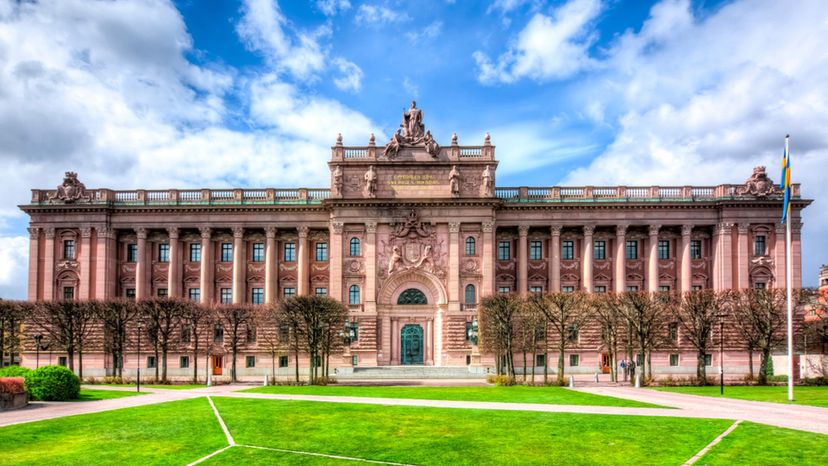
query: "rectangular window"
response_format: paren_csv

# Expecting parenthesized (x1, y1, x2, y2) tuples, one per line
(246, 325, 257, 343)
(284, 242, 296, 262)
(63, 240, 76, 260)
(755, 235, 766, 256)
(189, 243, 201, 262)
(157, 288, 168, 298)
(188, 288, 200, 301)
(658, 240, 670, 260)
(691, 240, 702, 259)
(465, 322, 474, 343)
(125, 288, 136, 300)
(283, 287, 295, 298)
(594, 240, 606, 260)
(315, 242, 328, 261)
(180, 356, 190, 368)
(498, 286, 510, 294)
(63, 286, 75, 301)
(58, 356, 67, 367)
(279, 355, 289, 368)
(669, 354, 679, 367)
(246, 356, 256, 368)
(754, 282, 766, 289)
(659, 285, 671, 292)
(220, 288, 232, 304)
(562, 286, 575, 293)
(147, 356, 156, 369)
(221, 243, 233, 262)
(594, 286, 606, 293)
(158, 243, 170, 262)
(692, 285, 703, 291)
(704, 354, 712, 366)
(529, 240, 542, 260)
(213, 324, 224, 343)
(251, 288, 264, 305)
(252, 243, 264, 262)
(497, 241, 510, 260)
(668, 322, 678, 342)
(562, 241, 574, 260)
(627, 286, 639, 292)
(315, 287, 327, 296)
(569, 354, 580, 367)
(181, 325, 192, 343)
(567, 324, 579, 344)
(127, 243, 138, 263)
(636, 353, 644, 365)
(529, 286, 543, 294)
(352, 355, 359, 366)
(626, 240, 638, 260)
(536, 354, 546, 367)
(279, 324, 290, 342)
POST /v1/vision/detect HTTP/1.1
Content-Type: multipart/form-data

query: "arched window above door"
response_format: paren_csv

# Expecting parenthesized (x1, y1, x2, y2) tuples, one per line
(397, 288, 428, 305)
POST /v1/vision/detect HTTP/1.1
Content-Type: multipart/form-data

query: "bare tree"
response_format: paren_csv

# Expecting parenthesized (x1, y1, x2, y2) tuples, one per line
(618, 291, 671, 381)
(591, 293, 625, 382)
(139, 298, 188, 383)
(479, 294, 522, 377)
(219, 304, 256, 383)
(532, 292, 590, 385)
(735, 288, 797, 385)
(96, 299, 141, 377)
(181, 302, 214, 384)
(256, 303, 286, 382)
(29, 301, 84, 373)
(277, 297, 305, 383)
(677, 290, 727, 384)
(0, 300, 24, 367)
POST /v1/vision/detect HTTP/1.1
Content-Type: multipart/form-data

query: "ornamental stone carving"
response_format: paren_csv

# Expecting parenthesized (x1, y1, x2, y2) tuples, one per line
(648, 224, 661, 237)
(481, 165, 494, 197)
(168, 227, 179, 239)
(136, 227, 148, 240)
(331, 222, 344, 235)
(681, 225, 693, 236)
(48, 172, 91, 203)
(518, 225, 529, 236)
(615, 224, 628, 236)
(582, 225, 595, 236)
(232, 226, 244, 238)
(44, 228, 55, 240)
(738, 166, 781, 197)
(482, 221, 495, 233)
(449, 166, 460, 197)
(365, 222, 378, 234)
(298, 226, 309, 238)
(550, 225, 562, 236)
(28, 227, 39, 239)
(448, 222, 460, 234)
(80, 227, 92, 238)
(332, 166, 343, 197)
(364, 166, 377, 198)
(378, 209, 446, 280)
(199, 227, 212, 239)
(265, 226, 278, 238)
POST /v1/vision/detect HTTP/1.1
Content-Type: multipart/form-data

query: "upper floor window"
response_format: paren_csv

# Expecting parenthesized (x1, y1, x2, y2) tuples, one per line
(315, 242, 328, 261)
(465, 237, 476, 256)
(465, 284, 476, 304)
(158, 243, 170, 263)
(567, 324, 579, 343)
(668, 322, 678, 343)
(157, 288, 168, 298)
(283, 287, 296, 298)
(562, 240, 574, 260)
(594, 240, 606, 260)
(498, 287, 510, 294)
(349, 285, 361, 305)
(251, 288, 264, 305)
(189, 243, 201, 262)
(659, 285, 671, 292)
(530, 286, 543, 294)
(349, 237, 361, 256)
(220, 288, 232, 305)
(213, 324, 224, 343)
(188, 288, 200, 301)
(252, 243, 264, 262)
(691, 240, 702, 259)
(63, 286, 75, 301)
(125, 288, 136, 300)
(594, 286, 606, 293)
(315, 287, 327, 296)
(181, 325, 192, 343)
(220, 243, 233, 262)
(626, 240, 638, 260)
(754, 235, 766, 256)
(529, 240, 542, 260)
(246, 325, 257, 343)
(658, 240, 670, 260)
(498, 241, 510, 260)
(627, 285, 639, 292)
(562, 286, 575, 293)
(63, 240, 75, 260)
(284, 242, 296, 262)
(127, 244, 138, 263)
(754, 282, 766, 289)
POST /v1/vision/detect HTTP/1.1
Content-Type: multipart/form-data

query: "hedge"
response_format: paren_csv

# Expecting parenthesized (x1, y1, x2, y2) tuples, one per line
(26, 365, 80, 401)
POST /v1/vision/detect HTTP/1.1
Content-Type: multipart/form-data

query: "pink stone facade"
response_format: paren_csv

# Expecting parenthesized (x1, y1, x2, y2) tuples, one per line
(18, 111, 811, 379)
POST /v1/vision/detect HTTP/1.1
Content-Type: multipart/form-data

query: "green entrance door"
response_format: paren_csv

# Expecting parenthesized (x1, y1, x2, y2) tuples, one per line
(401, 324, 424, 365)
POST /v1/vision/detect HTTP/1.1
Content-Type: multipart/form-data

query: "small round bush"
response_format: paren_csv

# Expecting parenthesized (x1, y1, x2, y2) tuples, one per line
(0, 365, 32, 378)
(26, 365, 80, 401)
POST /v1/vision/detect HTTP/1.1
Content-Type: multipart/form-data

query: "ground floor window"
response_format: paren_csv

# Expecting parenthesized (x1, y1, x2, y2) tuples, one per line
(351, 355, 358, 366)
(562, 286, 575, 293)
(279, 356, 289, 368)
(704, 354, 712, 366)
(569, 354, 579, 367)
(180, 356, 189, 368)
(536, 354, 546, 367)
(147, 356, 156, 369)
(669, 354, 679, 366)
(58, 356, 67, 367)
(246, 356, 256, 368)
(498, 286, 510, 293)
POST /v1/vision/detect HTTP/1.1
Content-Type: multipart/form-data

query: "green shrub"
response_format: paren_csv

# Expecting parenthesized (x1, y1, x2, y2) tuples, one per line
(26, 365, 80, 401)
(0, 365, 32, 378)
(486, 374, 516, 386)
(801, 376, 828, 386)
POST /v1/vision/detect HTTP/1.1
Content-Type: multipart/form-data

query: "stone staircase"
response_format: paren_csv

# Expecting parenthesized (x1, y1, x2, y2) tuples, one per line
(340, 365, 487, 379)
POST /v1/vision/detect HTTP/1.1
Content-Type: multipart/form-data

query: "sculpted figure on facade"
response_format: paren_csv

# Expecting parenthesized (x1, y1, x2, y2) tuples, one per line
(481, 165, 494, 197)
(738, 166, 781, 197)
(424, 130, 440, 158)
(332, 165, 343, 197)
(401, 100, 424, 140)
(364, 165, 377, 198)
(383, 129, 404, 159)
(48, 172, 90, 203)
(388, 246, 403, 274)
(449, 165, 460, 197)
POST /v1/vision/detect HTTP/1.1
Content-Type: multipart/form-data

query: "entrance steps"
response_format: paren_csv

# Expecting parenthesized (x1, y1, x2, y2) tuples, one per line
(339, 365, 487, 379)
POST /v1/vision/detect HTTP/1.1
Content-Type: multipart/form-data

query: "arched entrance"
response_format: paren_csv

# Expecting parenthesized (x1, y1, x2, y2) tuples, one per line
(401, 324, 424, 365)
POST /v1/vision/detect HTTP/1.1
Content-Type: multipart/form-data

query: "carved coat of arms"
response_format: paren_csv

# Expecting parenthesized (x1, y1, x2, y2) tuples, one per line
(738, 166, 781, 197)
(378, 210, 446, 281)
(48, 172, 91, 203)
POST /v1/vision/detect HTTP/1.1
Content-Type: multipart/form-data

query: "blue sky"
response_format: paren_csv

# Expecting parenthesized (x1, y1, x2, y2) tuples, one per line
(0, 0, 826, 298)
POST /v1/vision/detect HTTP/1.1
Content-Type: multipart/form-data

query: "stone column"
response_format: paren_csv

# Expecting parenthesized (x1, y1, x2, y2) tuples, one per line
(365, 222, 377, 309)
(297, 226, 309, 296)
(426, 318, 434, 365)
(449, 222, 461, 307)
(680, 225, 692, 293)
(792, 219, 803, 289)
(330, 222, 343, 303)
(482, 222, 495, 296)
(549, 225, 561, 292)
(79, 227, 92, 300)
(517, 225, 529, 296)
(43, 228, 55, 301)
(434, 308, 444, 366)
(391, 318, 399, 364)
(232, 226, 246, 304)
(646, 224, 660, 293)
(199, 227, 213, 304)
(381, 313, 390, 365)
(135, 227, 148, 299)
(736, 223, 750, 290)
(27, 227, 40, 301)
(265, 227, 278, 304)
(774, 224, 786, 288)
(614, 224, 627, 293)
(582, 225, 594, 292)
(167, 227, 180, 298)
(712, 223, 733, 291)
(95, 227, 114, 300)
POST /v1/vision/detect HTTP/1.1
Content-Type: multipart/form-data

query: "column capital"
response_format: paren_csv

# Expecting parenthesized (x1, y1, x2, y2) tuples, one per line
(96, 226, 114, 239)
(482, 221, 495, 233)
(716, 223, 733, 235)
(298, 225, 310, 238)
(80, 227, 92, 238)
(449, 222, 461, 234)
(737, 222, 750, 234)
(615, 224, 628, 236)
(167, 227, 179, 239)
(232, 226, 245, 238)
(136, 227, 148, 239)
(550, 225, 562, 236)
(775, 223, 786, 233)
(681, 224, 693, 237)
(518, 225, 529, 236)
(44, 227, 55, 239)
(648, 224, 661, 237)
(365, 222, 377, 234)
(331, 222, 344, 235)
(265, 226, 278, 238)
(28, 227, 40, 239)
(582, 225, 595, 236)
(199, 226, 212, 239)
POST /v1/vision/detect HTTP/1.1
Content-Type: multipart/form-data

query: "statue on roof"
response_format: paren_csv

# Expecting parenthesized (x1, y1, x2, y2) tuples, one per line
(48, 171, 91, 203)
(402, 100, 424, 140)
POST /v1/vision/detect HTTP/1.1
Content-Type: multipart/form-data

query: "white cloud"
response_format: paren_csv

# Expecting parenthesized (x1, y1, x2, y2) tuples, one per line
(402, 77, 419, 98)
(474, 0, 603, 83)
(317, 0, 351, 16)
(355, 4, 410, 26)
(406, 21, 443, 43)
(0, 236, 28, 299)
(332, 57, 363, 92)
(486, 0, 542, 15)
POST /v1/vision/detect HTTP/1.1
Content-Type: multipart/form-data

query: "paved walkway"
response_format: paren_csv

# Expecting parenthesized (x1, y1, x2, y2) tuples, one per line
(2, 383, 826, 436)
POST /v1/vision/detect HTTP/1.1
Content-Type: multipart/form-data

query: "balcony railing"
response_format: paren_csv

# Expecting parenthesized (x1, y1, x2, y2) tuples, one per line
(493, 184, 801, 203)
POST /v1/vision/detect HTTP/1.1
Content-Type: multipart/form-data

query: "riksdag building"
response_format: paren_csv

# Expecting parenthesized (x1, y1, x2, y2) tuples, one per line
(19, 103, 809, 377)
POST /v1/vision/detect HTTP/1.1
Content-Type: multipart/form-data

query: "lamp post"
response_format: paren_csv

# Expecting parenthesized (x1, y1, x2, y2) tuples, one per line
(718, 312, 725, 395)
(341, 320, 358, 365)
(137, 320, 143, 393)
(467, 318, 479, 346)
(34, 334, 43, 369)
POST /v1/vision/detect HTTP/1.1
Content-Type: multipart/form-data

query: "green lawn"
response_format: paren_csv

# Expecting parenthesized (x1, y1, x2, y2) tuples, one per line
(242, 384, 662, 407)
(202, 446, 354, 465)
(94, 383, 207, 390)
(653, 386, 828, 408)
(700, 421, 828, 465)
(212, 397, 726, 465)
(75, 388, 146, 401)
(0, 398, 226, 465)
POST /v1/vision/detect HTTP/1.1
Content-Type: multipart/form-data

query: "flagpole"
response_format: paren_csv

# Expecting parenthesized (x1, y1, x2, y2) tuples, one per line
(785, 135, 794, 402)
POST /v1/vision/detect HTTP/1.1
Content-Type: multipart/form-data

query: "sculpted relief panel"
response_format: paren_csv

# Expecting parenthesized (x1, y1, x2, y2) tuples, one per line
(377, 210, 448, 288)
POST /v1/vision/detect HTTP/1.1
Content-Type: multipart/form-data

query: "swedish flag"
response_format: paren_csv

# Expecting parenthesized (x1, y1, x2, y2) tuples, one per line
(780, 135, 791, 224)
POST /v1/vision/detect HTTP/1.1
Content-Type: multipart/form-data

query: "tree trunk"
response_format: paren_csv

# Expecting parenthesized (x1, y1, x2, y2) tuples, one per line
(758, 347, 771, 385)
(646, 351, 652, 381)
(697, 352, 707, 385)
(231, 348, 237, 383)
(271, 352, 276, 382)
(522, 350, 527, 382)
(162, 348, 168, 383)
(154, 348, 160, 381)
(747, 348, 754, 381)
(78, 347, 84, 379)
(68, 350, 75, 372)
(557, 340, 565, 385)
